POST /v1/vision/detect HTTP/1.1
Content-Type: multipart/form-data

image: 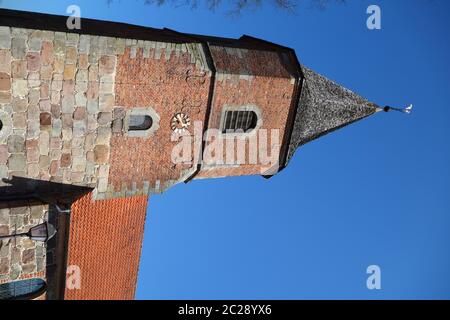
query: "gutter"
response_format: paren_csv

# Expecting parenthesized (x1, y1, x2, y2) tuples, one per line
(51, 203, 71, 300)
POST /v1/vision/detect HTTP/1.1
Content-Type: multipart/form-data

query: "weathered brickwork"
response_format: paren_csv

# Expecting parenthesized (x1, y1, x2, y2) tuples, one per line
(195, 46, 297, 178)
(1, 25, 300, 198)
(0, 205, 47, 284)
(109, 43, 211, 195)
(0, 23, 299, 298)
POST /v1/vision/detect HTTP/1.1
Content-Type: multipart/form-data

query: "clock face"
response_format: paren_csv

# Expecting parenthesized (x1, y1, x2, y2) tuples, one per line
(171, 113, 191, 134)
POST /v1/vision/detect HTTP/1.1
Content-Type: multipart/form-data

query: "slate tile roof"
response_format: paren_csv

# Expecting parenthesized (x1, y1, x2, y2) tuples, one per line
(286, 66, 379, 163)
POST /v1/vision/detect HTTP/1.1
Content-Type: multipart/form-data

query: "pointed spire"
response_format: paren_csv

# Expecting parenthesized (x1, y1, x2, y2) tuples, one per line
(286, 66, 380, 163)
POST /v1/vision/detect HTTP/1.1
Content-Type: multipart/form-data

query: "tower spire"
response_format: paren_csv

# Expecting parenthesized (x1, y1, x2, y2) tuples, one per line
(286, 66, 387, 163)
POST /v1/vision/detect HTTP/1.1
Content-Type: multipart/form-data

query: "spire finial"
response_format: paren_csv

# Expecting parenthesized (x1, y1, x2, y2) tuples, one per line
(382, 104, 413, 114)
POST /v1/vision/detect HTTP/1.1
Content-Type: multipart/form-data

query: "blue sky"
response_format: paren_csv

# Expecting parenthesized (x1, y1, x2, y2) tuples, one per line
(2, 0, 449, 299)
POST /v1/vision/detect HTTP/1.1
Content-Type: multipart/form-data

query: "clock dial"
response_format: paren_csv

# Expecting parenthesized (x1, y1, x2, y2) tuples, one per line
(171, 113, 191, 134)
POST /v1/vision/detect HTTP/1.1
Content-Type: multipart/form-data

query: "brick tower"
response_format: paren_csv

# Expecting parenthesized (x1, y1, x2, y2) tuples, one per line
(0, 9, 394, 299)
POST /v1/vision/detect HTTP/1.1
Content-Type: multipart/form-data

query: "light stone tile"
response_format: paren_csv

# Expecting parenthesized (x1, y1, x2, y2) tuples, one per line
(79, 35, 90, 54)
(8, 154, 26, 171)
(72, 156, 86, 172)
(87, 100, 99, 114)
(26, 121, 40, 139)
(98, 164, 109, 178)
(0, 27, 11, 49)
(28, 37, 42, 52)
(38, 131, 50, 156)
(62, 127, 73, 141)
(41, 31, 55, 42)
(95, 126, 111, 145)
(66, 33, 79, 47)
(61, 96, 75, 113)
(130, 46, 137, 58)
(97, 177, 108, 193)
(0, 49, 11, 74)
(73, 120, 86, 137)
(11, 28, 29, 39)
(12, 80, 28, 97)
(75, 92, 87, 107)
(115, 38, 125, 55)
(98, 36, 108, 55)
(51, 119, 62, 138)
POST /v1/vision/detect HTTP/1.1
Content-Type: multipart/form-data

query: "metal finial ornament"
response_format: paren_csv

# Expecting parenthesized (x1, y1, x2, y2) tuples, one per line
(383, 104, 413, 114)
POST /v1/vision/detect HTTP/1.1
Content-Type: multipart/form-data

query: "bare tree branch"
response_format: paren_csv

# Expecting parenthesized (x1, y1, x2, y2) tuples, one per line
(106, 0, 346, 16)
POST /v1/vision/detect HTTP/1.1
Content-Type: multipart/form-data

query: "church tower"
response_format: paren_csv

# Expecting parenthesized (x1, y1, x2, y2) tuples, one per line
(0, 9, 408, 299)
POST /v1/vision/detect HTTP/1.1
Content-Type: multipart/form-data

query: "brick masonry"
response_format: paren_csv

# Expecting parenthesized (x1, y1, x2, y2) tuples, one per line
(0, 26, 299, 200)
(195, 45, 296, 179)
(0, 24, 299, 296)
(0, 26, 230, 199)
(109, 43, 211, 196)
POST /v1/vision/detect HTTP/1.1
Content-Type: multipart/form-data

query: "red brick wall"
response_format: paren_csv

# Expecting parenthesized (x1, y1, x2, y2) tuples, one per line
(195, 46, 296, 178)
(109, 43, 299, 190)
(109, 45, 211, 192)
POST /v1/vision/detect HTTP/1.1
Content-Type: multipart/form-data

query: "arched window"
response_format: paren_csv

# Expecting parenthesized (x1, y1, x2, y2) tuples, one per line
(222, 110, 258, 134)
(0, 278, 47, 300)
(129, 115, 153, 131)
(124, 107, 160, 138)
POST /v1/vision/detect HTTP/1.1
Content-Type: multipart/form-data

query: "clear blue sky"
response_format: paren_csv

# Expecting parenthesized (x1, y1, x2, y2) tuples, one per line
(2, 0, 449, 299)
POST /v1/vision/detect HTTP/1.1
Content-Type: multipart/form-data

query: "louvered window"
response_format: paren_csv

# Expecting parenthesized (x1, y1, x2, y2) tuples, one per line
(222, 110, 258, 134)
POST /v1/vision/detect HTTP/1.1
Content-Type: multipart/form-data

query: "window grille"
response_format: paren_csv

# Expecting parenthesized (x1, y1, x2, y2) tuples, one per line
(222, 110, 257, 133)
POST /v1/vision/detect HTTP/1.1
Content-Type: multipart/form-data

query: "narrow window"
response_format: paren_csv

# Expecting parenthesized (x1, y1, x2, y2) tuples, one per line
(0, 278, 47, 300)
(129, 115, 153, 131)
(222, 110, 258, 134)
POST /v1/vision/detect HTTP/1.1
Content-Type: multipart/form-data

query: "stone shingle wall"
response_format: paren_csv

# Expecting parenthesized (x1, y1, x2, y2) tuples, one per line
(0, 27, 119, 197)
(0, 205, 47, 284)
